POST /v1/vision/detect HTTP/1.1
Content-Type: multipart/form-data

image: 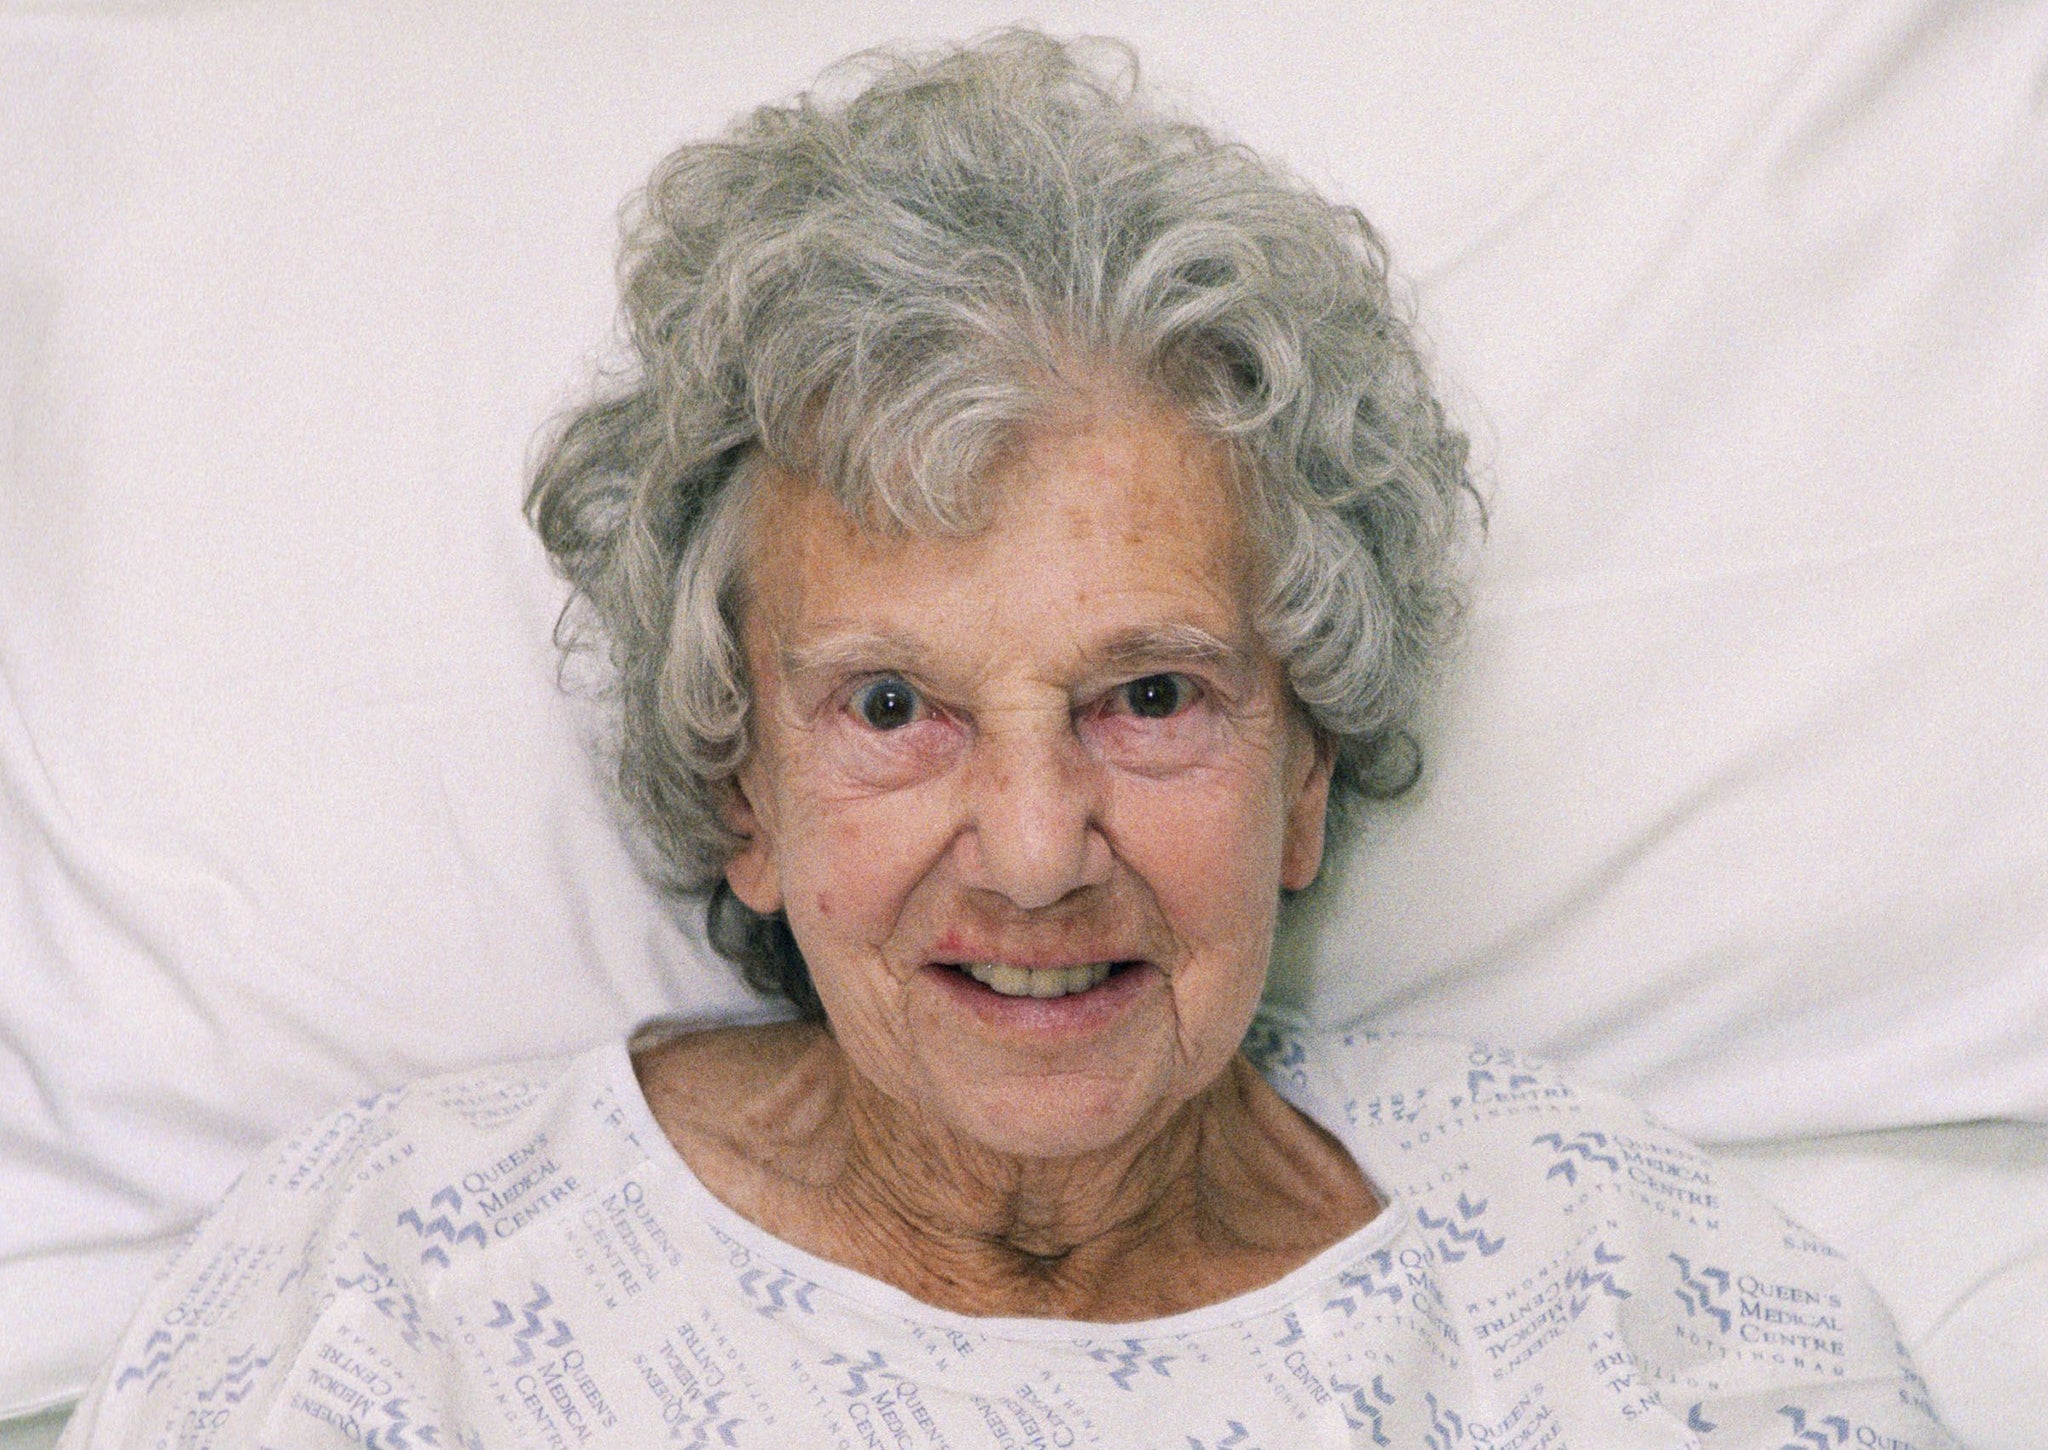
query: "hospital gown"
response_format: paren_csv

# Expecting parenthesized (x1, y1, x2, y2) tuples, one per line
(60, 1020, 1957, 1449)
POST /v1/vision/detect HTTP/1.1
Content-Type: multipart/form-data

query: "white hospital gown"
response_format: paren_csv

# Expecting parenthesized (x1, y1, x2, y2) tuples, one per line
(60, 1020, 1956, 1450)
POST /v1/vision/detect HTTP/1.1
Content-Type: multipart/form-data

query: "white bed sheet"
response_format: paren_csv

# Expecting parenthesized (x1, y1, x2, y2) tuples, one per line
(1718, 1124, 2048, 1450)
(0, 1409, 65, 1450)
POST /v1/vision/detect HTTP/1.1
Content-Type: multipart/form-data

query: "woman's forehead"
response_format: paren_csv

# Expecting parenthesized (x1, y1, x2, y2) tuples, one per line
(738, 402, 1263, 672)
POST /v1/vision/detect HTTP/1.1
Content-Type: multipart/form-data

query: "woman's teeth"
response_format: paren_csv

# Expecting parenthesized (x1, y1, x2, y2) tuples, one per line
(962, 962, 1115, 998)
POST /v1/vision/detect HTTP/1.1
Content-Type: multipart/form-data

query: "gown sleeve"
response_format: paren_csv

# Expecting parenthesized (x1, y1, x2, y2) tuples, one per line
(1301, 1027, 1961, 1450)
(57, 1087, 478, 1450)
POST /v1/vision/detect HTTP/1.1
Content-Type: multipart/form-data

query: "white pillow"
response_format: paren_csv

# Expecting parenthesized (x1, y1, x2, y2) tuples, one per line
(2, 0, 2041, 1415)
(1268, 0, 2048, 1140)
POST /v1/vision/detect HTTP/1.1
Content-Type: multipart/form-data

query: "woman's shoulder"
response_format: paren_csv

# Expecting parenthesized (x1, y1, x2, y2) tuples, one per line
(239, 1039, 649, 1240)
(1243, 1013, 1953, 1441)
(1244, 1014, 1740, 1283)
(1245, 1013, 1719, 1208)
(59, 1039, 655, 1448)
(1246, 1013, 1595, 1129)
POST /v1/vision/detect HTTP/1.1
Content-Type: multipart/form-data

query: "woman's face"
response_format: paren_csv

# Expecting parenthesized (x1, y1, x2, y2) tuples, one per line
(724, 395, 1332, 1160)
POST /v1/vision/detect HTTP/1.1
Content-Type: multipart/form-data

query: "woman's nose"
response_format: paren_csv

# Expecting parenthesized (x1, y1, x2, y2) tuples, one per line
(955, 716, 1111, 911)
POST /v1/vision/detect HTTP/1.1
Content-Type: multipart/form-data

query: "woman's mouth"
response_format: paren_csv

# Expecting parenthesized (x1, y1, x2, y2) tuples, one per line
(942, 958, 1155, 1003)
(930, 958, 1155, 1033)
(957, 961, 1118, 998)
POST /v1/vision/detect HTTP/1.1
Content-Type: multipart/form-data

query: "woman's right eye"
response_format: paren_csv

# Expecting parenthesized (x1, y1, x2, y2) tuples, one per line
(851, 677, 923, 730)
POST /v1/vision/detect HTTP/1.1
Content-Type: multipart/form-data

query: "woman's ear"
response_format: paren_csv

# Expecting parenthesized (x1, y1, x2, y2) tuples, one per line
(719, 770, 785, 914)
(1281, 730, 1336, 892)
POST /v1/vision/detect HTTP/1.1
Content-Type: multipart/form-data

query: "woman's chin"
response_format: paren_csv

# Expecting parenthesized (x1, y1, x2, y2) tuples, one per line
(895, 962, 1199, 1160)
(935, 1075, 1173, 1161)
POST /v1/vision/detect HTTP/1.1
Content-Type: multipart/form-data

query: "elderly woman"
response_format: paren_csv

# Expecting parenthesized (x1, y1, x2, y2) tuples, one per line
(64, 31, 1954, 1450)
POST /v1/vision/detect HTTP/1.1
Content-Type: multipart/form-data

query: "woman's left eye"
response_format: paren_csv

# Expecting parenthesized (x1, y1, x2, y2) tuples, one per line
(1117, 673, 1193, 719)
(851, 677, 924, 730)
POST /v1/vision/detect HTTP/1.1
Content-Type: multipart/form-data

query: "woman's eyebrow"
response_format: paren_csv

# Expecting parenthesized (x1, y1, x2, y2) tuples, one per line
(1095, 624, 1254, 675)
(777, 631, 920, 685)
(776, 623, 1255, 686)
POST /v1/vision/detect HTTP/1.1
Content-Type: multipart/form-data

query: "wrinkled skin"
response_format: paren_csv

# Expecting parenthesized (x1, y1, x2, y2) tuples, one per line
(638, 391, 1376, 1320)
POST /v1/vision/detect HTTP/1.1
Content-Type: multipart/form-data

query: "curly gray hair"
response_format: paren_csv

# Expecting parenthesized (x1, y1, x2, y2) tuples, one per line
(528, 29, 1476, 1015)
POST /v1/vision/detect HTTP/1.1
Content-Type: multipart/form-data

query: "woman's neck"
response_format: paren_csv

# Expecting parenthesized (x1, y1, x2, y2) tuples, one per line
(637, 1021, 1377, 1321)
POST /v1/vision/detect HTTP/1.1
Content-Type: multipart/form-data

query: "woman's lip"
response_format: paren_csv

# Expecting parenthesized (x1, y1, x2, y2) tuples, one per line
(928, 955, 1146, 971)
(925, 959, 1155, 1030)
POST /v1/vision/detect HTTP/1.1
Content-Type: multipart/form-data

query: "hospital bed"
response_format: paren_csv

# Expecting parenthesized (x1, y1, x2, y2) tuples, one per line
(4, 3, 2043, 1445)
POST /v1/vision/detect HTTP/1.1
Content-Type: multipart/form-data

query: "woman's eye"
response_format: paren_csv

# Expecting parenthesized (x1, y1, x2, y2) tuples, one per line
(1119, 673, 1190, 719)
(852, 677, 922, 730)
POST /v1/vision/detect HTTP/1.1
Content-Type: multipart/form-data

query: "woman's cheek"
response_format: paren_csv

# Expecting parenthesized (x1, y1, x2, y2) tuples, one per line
(816, 716, 966, 792)
(1081, 707, 1227, 775)
(1102, 729, 1299, 887)
(787, 801, 924, 949)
